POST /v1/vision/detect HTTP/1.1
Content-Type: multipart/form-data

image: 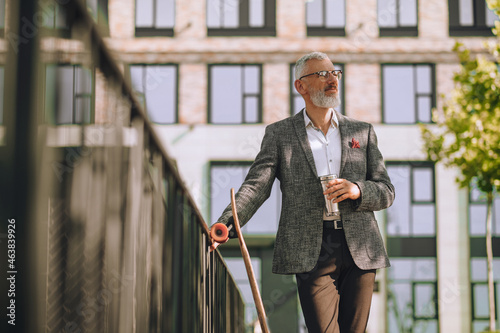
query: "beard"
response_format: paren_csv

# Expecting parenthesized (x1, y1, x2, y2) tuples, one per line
(310, 87, 341, 109)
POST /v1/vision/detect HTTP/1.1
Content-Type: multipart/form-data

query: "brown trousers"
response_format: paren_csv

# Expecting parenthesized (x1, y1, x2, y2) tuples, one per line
(296, 226, 376, 333)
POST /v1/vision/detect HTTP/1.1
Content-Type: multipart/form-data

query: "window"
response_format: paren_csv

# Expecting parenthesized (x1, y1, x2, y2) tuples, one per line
(41, 0, 71, 37)
(468, 183, 500, 332)
(382, 64, 435, 124)
(135, 0, 175, 37)
(387, 259, 438, 332)
(470, 258, 500, 332)
(449, 0, 497, 36)
(209, 64, 262, 124)
(44, 65, 93, 124)
(207, 0, 276, 36)
(40, 0, 108, 37)
(378, 0, 418, 36)
(386, 162, 438, 332)
(224, 257, 262, 324)
(130, 64, 178, 124)
(0, 0, 5, 37)
(290, 63, 345, 116)
(210, 162, 281, 234)
(306, 0, 345, 36)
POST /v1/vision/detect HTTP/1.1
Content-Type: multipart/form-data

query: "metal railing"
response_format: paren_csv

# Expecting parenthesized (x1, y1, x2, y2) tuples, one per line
(0, 0, 245, 332)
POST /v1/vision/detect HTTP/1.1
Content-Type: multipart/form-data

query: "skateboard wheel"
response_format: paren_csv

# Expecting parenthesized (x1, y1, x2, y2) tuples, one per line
(211, 223, 229, 243)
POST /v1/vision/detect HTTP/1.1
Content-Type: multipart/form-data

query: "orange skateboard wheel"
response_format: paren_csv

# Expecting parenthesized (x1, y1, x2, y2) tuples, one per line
(211, 223, 229, 243)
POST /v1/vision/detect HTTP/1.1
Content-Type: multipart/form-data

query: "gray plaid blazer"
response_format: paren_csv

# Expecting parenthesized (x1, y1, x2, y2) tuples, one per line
(216, 110, 395, 274)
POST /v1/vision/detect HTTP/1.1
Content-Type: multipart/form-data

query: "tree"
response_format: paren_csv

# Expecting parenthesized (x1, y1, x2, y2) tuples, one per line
(421, 1, 500, 331)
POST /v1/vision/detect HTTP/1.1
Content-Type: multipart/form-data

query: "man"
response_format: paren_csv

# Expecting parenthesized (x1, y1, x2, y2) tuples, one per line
(214, 52, 395, 332)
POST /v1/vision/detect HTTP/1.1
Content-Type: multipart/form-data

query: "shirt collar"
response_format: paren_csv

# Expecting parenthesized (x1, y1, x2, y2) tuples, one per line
(304, 108, 339, 130)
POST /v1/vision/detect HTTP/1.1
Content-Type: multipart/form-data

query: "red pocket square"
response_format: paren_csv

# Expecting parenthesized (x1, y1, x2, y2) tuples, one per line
(351, 138, 361, 148)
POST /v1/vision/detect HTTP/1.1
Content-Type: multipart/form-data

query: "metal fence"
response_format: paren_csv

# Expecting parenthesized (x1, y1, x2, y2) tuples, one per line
(0, 0, 245, 332)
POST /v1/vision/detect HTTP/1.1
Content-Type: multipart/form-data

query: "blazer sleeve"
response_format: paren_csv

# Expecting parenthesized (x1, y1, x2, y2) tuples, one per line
(215, 125, 279, 237)
(351, 124, 395, 212)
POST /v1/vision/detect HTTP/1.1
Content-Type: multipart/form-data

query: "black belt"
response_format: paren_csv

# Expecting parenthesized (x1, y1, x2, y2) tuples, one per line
(324, 220, 343, 230)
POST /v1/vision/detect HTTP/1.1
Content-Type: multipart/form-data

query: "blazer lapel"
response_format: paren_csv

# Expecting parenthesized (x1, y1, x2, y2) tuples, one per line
(292, 110, 318, 178)
(336, 111, 351, 178)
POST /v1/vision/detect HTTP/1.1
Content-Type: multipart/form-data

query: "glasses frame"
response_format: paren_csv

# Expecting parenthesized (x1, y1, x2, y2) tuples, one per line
(299, 69, 343, 81)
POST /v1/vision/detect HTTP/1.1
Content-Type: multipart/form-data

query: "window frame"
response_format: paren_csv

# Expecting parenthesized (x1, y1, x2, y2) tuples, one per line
(40, 0, 72, 38)
(43, 64, 95, 125)
(449, 0, 495, 36)
(381, 63, 436, 125)
(305, 0, 346, 37)
(208, 64, 263, 125)
(385, 161, 437, 251)
(469, 257, 500, 332)
(128, 63, 179, 125)
(378, 0, 419, 37)
(289, 63, 345, 117)
(386, 259, 439, 332)
(206, 0, 276, 37)
(135, 0, 175, 37)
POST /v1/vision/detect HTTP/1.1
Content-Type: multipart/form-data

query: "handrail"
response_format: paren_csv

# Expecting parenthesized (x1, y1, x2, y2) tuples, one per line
(1, 0, 245, 332)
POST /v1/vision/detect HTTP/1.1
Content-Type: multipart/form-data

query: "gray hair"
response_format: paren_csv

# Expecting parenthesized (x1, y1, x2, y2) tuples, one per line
(294, 52, 329, 80)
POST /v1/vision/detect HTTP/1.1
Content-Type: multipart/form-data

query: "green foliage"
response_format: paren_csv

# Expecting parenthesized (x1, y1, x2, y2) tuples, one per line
(420, 35, 500, 193)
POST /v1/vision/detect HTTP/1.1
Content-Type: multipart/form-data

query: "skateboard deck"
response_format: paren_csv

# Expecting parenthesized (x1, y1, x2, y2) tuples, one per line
(210, 188, 270, 333)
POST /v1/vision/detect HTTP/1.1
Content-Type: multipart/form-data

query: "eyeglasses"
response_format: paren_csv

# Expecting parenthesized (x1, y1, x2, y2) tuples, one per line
(299, 70, 342, 81)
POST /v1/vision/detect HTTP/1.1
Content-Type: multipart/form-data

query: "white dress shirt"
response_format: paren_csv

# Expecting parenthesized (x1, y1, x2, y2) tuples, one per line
(304, 109, 342, 220)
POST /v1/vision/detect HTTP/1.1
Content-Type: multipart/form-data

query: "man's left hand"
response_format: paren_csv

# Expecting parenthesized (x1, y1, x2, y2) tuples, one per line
(323, 178, 360, 203)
